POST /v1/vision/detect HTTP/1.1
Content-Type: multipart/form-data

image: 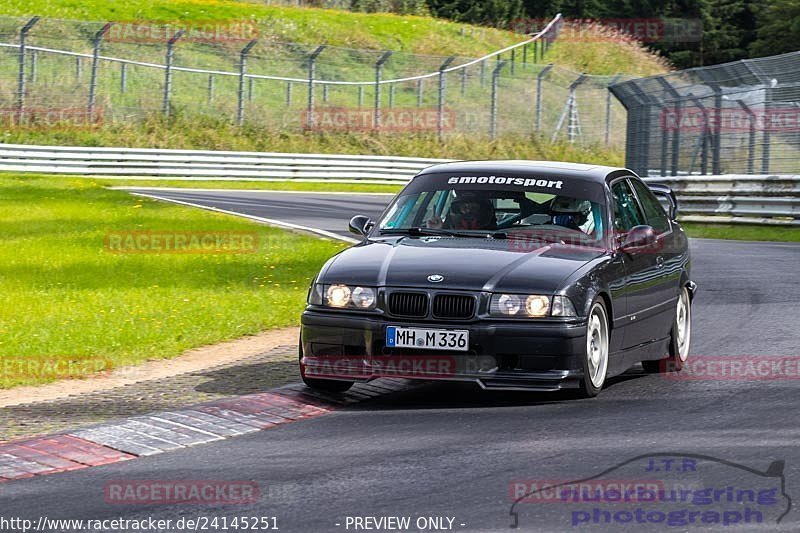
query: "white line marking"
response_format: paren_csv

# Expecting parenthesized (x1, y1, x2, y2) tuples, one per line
(112, 186, 397, 196)
(128, 192, 360, 244)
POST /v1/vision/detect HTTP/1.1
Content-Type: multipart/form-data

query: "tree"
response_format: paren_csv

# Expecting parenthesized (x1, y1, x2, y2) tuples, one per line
(426, 0, 526, 28)
(750, 0, 800, 57)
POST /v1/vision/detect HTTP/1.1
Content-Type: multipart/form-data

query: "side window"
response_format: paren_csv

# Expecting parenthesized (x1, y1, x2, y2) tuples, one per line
(611, 180, 645, 232)
(630, 179, 670, 232)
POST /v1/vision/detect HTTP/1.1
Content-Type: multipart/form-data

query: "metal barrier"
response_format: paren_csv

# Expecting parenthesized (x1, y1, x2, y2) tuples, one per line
(643, 175, 800, 226)
(1, 143, 797, 225)
(0, 143, 446, 182)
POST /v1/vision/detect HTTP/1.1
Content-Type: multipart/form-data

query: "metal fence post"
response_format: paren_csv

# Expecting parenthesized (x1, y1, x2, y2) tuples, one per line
(708, 83, 723, 175)
(655, 78, 682, 176)
(438, 56, 455, 139)
(374, 51, 392, 130)
(736, 100, 756, 174)
(88, 23, 113, 119)
(236, 39, 258, 125)
(286, 82, 292, 107)
(480, 60, 486, 88)
(535, 64, 553, 132)
(358, 85, 364, 107)
(120, 63, 127, 94)
(76, 57, 82, 81)
(17, 17, 39, 114)
(207, 75, 214, 104)
(322, 83, 329, 103)
(627, 84, 653, 176)
(567, 75, 586, 143)
(416, 78, 423, 108)
(388, 83, 395, 108)
(162, 30, 184, 117)
(510, 48, 516, 75)
(604, 75, 622, 145)
(460, 67, 467, 96)
(762, 86, 772, 173)
(552, 74, 586, 143)
(248, 77, 254, 102)
(306, 45, 326, 129)
(490, 60, 507, 139)
(533, 41, 538, 63)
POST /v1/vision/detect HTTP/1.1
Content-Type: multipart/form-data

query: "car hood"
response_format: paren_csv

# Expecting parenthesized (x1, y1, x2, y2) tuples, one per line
(319, 236, 607, 294)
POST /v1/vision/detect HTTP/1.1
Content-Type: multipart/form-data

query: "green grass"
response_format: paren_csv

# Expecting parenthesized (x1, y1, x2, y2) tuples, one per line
(0, 174, 347, 388)
(682, 223, 800, 242)
(1, 118, 627, 163)
(544, 23, 670, 76)
(102, 179, 405, 193)
(1, 0, 519, 56)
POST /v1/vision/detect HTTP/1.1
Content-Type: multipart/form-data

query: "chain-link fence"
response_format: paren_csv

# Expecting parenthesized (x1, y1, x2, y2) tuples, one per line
(611, 51, 800, 176)
(0, 15, 630, 147)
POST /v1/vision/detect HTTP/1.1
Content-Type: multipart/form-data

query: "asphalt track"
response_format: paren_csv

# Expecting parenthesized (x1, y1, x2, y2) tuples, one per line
(3, 188, 800, 532)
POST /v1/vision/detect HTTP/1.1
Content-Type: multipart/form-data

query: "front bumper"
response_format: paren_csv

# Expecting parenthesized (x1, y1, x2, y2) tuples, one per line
(300, 310, 588, 391)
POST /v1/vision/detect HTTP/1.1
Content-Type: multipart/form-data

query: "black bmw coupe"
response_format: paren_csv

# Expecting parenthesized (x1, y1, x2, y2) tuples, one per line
(300, 161, 696, 397)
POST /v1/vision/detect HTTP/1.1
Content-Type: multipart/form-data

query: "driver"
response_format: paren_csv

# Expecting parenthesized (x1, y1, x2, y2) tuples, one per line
(428, 192, 496, 230)
(550, 196, 592, 233)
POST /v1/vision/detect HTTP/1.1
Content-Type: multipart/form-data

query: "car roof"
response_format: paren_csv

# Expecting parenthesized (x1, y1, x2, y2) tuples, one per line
(415, 160, 634, 184)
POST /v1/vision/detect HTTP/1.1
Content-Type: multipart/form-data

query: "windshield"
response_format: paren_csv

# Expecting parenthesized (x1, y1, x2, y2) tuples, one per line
(378, 173, 606, 242)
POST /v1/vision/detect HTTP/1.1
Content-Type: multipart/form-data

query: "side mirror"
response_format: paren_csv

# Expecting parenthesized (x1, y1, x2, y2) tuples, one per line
(647, 183, 678, 220)
(620, 225, 656, 252)
(348, 215, 373, 237)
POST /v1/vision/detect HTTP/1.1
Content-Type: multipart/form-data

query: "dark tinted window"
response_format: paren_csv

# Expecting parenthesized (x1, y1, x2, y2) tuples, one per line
(611, 180, 645, 232)
(630, 179, 670, 232)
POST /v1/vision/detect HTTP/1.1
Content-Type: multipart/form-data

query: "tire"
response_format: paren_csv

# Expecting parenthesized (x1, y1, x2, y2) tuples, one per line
(642, 285, 692, 373)
(298, 342, 354, 393)
(578, 299, 610, 398)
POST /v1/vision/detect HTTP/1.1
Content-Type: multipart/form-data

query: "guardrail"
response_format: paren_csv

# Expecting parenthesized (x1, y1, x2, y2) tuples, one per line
(0, 143, 446, 182)
(643, 175, 800, 226)
(1, 144, 797, 226)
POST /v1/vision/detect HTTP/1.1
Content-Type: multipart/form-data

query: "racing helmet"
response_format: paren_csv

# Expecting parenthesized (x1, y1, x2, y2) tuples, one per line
(550, 196, 592, 229)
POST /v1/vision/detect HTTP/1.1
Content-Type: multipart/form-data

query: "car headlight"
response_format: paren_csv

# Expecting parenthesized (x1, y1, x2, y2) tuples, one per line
(490, 294, 576, 317)
(307, 283, 377, 310)
(351, 286, 376, 309)
(525, 295, 550, 317)
(496, 294, 522, 315)
(326, 284, 351, 308)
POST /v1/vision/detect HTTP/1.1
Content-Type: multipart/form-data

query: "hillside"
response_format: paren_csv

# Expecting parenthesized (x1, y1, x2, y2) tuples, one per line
(1, 1, 669, 76)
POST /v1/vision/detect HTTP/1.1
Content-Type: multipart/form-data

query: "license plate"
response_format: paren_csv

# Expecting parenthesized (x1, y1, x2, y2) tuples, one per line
(386, 326, 469, 351)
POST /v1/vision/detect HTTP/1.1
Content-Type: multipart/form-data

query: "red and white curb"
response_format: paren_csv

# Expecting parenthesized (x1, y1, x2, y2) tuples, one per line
(0, 379, 411, 482)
